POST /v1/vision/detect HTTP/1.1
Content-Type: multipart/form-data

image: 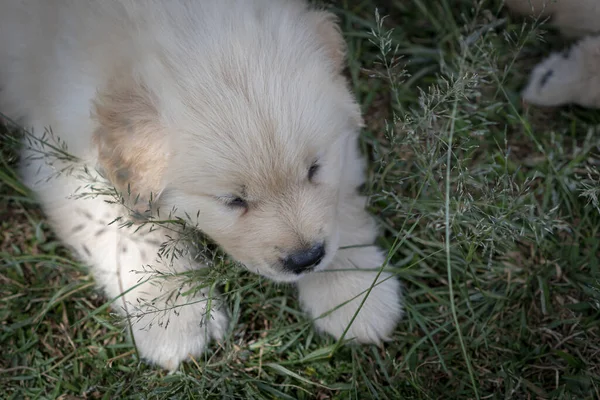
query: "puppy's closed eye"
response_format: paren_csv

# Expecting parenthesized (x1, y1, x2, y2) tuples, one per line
(308, 163, 320, 182)
(221, 196, 248, 210)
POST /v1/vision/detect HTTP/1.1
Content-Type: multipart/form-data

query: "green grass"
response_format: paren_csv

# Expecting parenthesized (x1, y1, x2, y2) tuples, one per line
(2, 0, 600, 398)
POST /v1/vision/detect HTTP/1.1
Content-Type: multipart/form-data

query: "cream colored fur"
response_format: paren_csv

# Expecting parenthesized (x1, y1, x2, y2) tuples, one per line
(506, 0, 600, 108)
(506, 0, 600, 37)
(0, 0, 402, 369)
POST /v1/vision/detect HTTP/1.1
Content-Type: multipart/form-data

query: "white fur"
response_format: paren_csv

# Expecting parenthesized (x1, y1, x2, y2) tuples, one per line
(0, 0, 402, 369)
(505, 0, 600, 38)
(522, 36, 600, 108)
(506, 0, 600, 108)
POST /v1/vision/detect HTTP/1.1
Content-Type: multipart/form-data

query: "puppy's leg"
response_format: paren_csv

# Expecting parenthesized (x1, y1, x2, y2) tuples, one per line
(296, 192, 402, 344)
(24, 159, 227, 370)
(522, 35, 600, 108)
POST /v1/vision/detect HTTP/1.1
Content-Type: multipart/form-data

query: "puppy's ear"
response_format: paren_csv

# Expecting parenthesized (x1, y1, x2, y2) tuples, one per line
(93, 80, 169, 215)
(312, 10, 364, 128)
(312, 11, 347, 73)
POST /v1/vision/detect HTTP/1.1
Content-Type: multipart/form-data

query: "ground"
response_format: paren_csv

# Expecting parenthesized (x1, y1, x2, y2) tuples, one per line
(1, 0, 599, 399)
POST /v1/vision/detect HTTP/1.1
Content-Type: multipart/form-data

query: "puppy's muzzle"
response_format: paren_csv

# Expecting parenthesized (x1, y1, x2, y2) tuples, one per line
(282, 243, 326, 274)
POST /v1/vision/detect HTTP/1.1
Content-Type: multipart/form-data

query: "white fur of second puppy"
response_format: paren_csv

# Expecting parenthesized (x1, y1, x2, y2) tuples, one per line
(505, 0, 600, 108)
(521, 36, 600, 108)
(0, 0, 403, 370)
(505, 0, 600, 38)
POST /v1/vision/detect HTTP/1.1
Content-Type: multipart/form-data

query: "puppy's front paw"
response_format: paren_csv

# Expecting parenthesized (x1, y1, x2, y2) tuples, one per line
(317, 273, 402, 344)
(128, 297, 228, 370)
(298, 249, 403, 344)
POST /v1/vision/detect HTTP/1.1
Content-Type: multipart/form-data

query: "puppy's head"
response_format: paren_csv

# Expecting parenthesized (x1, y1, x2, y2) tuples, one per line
(93, 6, 363, 282)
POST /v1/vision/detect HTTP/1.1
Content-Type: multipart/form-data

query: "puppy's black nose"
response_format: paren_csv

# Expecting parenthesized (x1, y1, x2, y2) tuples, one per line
(283, 243, 326, 274)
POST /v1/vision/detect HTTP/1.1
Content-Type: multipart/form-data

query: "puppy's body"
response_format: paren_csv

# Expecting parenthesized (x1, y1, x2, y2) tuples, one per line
(0, 0, 402, 369)
(505, 0, 600, 108)
(506, 0, 600, 37)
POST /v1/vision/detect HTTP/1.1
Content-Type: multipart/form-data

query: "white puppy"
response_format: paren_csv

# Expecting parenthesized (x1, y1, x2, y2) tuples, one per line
(506, 0, 600, 108)
(505, 0, 600, 38)
(0, 0, 402, 370)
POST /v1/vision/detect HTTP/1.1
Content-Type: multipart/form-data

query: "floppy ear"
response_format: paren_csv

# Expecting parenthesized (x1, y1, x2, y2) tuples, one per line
(92, 80, 170, 214)
(312, 11, 347, 73)
(312, 10, 364, 128)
